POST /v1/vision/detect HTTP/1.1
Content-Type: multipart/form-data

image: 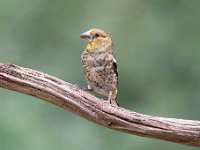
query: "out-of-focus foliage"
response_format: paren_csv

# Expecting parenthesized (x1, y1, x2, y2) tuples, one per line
(0, 0, 200, 150)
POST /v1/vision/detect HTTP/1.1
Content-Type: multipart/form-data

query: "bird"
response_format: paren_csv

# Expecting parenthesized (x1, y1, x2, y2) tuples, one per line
(80, 29, 119, 106)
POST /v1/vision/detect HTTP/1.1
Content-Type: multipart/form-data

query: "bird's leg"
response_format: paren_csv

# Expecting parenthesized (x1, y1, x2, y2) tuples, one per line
(108, 89, 119, 106)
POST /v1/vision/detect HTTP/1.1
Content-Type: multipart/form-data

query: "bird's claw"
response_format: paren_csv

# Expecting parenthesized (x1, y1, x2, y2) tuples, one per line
(74, 84, 85, 90)
(74, 84, 93, 93)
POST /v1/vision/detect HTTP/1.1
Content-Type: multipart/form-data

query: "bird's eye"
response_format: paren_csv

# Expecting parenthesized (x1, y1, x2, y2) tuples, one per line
(94, 33, 100, 38)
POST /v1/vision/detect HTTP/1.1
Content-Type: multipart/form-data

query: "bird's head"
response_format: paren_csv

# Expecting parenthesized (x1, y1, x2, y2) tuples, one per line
(80, 29, 112, 52)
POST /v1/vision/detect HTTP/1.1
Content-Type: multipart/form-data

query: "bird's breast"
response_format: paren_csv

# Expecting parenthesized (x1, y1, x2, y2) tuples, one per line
(82, 51, 106, 67)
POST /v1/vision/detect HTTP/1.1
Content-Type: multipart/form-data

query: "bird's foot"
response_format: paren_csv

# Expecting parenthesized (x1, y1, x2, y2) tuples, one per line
(101, 100, 110, 105)
(109, 99, 119, 107)
(101, 100, 119, 107)
(74, 84, 84, 90)
(74, 84, 93, 93)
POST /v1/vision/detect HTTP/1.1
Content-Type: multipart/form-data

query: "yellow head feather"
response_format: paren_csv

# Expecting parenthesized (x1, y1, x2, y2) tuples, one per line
(80, 29, 112, 53)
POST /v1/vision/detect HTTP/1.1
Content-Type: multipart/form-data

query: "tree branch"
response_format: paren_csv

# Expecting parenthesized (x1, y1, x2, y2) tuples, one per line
(0, 63, 199, 147)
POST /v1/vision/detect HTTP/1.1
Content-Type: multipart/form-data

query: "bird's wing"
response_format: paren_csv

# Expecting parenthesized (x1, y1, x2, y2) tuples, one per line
(112, 58, 118, 78)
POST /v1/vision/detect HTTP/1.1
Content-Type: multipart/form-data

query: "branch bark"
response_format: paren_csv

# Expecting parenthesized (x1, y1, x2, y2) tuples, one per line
(0, 63, 199, 147)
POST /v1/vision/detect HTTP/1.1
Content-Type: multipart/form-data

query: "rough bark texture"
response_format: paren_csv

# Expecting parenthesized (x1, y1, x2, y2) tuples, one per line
(0, 63, 200, 147)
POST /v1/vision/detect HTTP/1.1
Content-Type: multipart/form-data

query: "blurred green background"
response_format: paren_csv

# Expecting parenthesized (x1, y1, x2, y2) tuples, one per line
(0, 0, 200, 149)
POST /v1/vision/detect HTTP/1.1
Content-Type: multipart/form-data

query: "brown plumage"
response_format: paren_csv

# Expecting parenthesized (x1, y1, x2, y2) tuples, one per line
(80, 29, 119, 106)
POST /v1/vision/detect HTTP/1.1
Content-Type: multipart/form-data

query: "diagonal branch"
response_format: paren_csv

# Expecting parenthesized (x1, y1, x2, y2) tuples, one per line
(0, 63, 200, 147)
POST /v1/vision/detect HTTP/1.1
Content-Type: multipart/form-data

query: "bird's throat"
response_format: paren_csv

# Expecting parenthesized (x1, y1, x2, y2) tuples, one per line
(86, 39, 111, 53)
(86, 42, 99, 53)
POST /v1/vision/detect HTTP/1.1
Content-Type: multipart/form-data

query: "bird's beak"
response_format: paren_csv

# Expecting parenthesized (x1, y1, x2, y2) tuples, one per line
(80, 30, 93, 43)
